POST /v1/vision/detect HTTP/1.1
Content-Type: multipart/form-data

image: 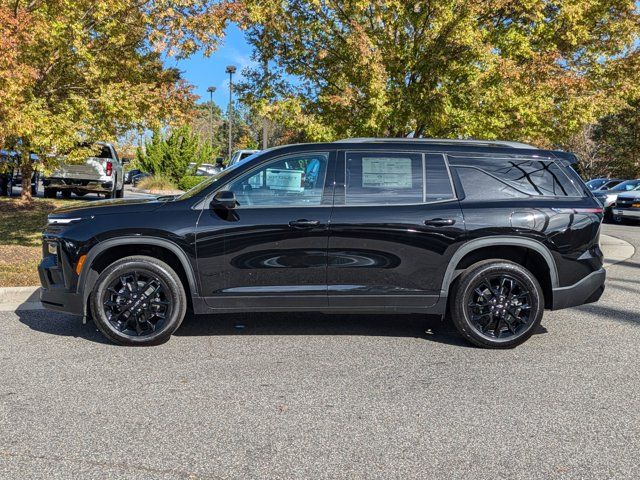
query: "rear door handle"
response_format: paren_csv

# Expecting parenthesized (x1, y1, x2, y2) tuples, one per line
(424, 218, 456, 227)
(289, 219, 320, 229)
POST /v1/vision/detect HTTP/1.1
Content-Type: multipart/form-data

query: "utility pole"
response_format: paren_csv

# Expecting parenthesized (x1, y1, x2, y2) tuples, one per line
(206, 86, 216, 151)
(225, 65, 236, 163)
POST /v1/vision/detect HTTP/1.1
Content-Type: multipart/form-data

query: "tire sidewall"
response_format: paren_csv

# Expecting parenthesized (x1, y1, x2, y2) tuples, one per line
(91, 258, 186, 345)
(452, 261, 543, 348)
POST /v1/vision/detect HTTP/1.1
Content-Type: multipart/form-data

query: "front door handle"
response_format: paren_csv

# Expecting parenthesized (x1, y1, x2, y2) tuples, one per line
(289, 219, 320, 229)
(424, 218, 456, 227)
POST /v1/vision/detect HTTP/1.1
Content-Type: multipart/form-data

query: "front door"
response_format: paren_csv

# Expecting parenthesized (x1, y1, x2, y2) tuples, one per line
(327, 150, 465, 309)
(195, 150, 335, 310)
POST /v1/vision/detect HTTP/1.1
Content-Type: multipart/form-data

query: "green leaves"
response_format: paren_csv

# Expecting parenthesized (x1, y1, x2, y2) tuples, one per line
(239, 0, 640, 146)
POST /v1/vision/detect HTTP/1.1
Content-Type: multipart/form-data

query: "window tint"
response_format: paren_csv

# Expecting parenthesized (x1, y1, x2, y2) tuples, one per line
(449, 156, 581, 197)
(345, 152, 423, 205)
(611, 180, 640, 192)
(227, 152, 328, 207)
(425, 154, 455, 202)
(455, 167, 528, 200)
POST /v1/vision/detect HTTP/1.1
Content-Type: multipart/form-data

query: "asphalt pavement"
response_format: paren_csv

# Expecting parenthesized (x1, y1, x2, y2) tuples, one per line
(0, 225, 639, 479)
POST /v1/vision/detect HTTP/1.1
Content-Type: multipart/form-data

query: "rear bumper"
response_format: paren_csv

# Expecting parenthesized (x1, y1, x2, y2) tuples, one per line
(551, 268, 606, 310)
(44, 177, 112, 192)
(612, 207, 640, 219)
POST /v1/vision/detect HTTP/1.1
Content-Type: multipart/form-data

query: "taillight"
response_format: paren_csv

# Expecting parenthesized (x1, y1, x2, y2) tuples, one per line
(106, 161, 112, 176)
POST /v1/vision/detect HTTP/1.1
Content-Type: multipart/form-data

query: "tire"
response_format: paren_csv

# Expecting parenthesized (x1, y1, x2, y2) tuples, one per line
(30, 173, 39, 196)
(450, 260, 544, 349)
(60, 190, 72, 199)
(90, 255, 187, 346)
(116, 186, 124, 198)
(43, 188, 57, 198)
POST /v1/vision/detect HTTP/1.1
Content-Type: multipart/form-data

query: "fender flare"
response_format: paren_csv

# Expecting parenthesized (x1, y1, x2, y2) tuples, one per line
(439, 236, 559, 297)
(78, 236, 199, 314)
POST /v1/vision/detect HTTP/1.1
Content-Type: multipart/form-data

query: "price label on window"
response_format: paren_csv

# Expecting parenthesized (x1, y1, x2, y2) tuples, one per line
(362, 157, 412, 189)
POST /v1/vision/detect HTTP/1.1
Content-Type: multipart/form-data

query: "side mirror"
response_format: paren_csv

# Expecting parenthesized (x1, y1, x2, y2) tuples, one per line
(121, 157, 131, 165)
(210, 190, 238, 209)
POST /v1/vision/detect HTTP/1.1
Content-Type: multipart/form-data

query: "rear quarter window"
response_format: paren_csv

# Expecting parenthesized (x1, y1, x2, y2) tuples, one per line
(449, 156, 582, 199)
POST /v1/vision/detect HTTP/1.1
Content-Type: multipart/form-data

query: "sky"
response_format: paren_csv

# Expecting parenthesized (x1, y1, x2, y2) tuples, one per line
(163, 24, 255, 108)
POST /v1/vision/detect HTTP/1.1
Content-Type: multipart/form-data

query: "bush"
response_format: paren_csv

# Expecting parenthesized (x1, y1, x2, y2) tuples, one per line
(137, 175, 178, 192)
(178, 175, 206, 191)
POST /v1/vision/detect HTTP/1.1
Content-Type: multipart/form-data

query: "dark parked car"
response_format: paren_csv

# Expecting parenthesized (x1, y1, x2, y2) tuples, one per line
(39, 138, 605, 348)
(124, 169, 143, 184)
(0, 150, 41, 196)
(586, 178, 624, 192)
(131, 172, 151, 186)
(593, 179, 640, 221)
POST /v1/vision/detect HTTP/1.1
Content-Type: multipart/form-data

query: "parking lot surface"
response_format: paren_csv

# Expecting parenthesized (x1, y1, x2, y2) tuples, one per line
(1, 224, 639, 479)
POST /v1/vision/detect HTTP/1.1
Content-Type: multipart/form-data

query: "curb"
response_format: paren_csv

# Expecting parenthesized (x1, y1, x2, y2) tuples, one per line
(600, 234, 635, 267)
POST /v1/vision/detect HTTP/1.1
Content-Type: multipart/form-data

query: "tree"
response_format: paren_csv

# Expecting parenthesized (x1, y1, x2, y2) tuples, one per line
(0, 0, 240, 200)
(136, 126, 214, 181)
(238, 1, 640, 146)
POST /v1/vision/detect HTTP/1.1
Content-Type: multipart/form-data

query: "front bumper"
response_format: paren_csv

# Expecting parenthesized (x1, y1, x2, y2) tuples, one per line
(38, 250, 84, 316)
(551, 268, 606, 310)
(612, 207, 640, 219)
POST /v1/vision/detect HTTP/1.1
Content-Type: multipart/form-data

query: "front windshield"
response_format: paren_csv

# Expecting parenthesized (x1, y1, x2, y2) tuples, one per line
(610, 179, 640, 192)
(176, 149, 273, 200)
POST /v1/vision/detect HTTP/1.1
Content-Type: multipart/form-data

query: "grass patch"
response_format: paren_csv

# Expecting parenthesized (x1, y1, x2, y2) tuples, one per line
(137, 175, 179, 193)
(0, 197, 78, 286)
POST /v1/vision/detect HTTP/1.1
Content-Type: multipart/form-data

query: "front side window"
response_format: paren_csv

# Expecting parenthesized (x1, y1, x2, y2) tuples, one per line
(345, 151, 423, 205)
(227, 152, 329, 207)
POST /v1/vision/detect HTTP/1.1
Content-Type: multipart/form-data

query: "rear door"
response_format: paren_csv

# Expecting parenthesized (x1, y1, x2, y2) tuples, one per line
(327, 150, 465, 309)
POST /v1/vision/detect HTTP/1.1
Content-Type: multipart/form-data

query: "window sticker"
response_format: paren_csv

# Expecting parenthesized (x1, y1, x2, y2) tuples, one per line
(361, 157, 413, 189)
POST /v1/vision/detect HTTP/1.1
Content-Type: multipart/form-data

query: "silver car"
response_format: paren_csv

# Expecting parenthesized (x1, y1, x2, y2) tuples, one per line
(594, 179, 640, 221)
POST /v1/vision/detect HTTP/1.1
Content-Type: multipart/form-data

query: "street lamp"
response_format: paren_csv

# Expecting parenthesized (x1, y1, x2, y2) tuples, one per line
(225, 65, 237, 163)
(206, 86, 216, 149)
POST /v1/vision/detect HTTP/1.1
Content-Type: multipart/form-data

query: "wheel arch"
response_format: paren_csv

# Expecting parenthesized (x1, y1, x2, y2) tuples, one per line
(441, 237, 558, 308)
(78, 237, 198, 316)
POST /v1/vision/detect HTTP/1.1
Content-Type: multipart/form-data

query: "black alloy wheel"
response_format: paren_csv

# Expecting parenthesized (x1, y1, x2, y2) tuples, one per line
(91, 256, 187, 345)
(466, 274, 532, 339)
(102, 271, 172, 337)
(451, 260, 543, 348)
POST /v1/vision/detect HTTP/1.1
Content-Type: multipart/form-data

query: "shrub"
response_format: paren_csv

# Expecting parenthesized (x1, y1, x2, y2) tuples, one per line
(178, 175, 206, 191)
(137, 174, 178, 192)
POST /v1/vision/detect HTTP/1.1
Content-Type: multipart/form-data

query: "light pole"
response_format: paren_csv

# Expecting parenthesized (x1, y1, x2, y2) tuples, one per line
(225, 65, 236, 163)
(206, 86, 216, 150)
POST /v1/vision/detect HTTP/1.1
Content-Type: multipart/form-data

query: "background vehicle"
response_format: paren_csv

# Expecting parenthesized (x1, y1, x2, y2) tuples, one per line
(229, 149, 260, 166)
(132, 171, 152, 186)
(593, 179, 640, 221)
(39, 138, 605, 349)
(586, 178, 624, 191)
(43, 142, 125, 199)
(612, 191, 640, 224)
(124, 168, 143, 184)
(0, 150, 41, 196)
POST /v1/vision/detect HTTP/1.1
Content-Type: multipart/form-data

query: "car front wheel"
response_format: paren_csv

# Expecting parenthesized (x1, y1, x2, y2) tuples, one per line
(450, 260, 543, 349)
(90, 255, 187, 346)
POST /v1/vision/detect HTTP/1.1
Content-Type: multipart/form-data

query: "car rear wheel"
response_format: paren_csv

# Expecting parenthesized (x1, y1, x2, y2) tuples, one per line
(450, 260, 543, 349)
(90, 255, 187, 346)
(60, 190, 72, 199)
(43, 188, 57, 198)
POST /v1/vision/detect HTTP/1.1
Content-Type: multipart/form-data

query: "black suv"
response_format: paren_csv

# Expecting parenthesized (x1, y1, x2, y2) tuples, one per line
(39, 139, 605, 348)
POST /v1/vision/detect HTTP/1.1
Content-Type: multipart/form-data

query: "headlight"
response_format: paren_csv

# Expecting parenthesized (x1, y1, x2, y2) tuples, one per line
(47, 241, 58, 255)
(606, 194, 617, 203)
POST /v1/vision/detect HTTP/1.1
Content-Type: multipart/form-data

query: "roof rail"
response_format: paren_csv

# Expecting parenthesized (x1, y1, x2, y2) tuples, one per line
(334, 137, 537, 149)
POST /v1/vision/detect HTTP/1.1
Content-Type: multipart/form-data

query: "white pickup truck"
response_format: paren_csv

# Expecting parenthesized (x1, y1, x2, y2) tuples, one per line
(43, 142, 125, 199)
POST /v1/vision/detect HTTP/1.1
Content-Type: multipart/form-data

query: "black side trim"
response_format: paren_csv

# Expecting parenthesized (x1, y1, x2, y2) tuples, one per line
(78, 237, 199, 316)
(440, 236, 559, 297)
(551, 268, 606, 310)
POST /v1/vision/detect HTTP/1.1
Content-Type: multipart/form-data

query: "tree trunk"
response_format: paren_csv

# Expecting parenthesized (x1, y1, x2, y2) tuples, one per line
(20, 151, 33, 201)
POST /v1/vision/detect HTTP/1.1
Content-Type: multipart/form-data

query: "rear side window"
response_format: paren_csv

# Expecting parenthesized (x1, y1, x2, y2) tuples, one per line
(345, 152, 423, 205)
(450, 156, 582, 198)
(425, 154, 455, 202)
